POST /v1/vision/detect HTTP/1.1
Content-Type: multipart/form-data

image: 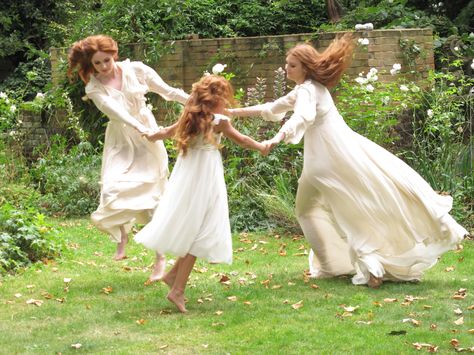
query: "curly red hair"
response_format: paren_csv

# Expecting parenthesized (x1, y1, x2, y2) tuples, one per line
(176, 75, 235, 155)
(67, 35, 119, 83)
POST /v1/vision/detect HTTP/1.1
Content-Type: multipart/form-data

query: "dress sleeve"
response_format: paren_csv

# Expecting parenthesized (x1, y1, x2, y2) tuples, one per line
(260, 90, 297, 121)
(278, 84, 317, 144)
(86, 89, 149, 133)
(134, 62, 189, 104)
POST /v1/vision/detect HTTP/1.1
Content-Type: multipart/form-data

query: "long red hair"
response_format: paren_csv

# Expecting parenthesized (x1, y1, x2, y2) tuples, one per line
(176, 75, 235, 156)
(67, 35, 119, 83)
(288, 33, 354, 88)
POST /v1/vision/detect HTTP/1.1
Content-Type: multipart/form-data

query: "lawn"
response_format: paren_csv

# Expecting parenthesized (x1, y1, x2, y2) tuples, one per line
(0, 218, 472, 354)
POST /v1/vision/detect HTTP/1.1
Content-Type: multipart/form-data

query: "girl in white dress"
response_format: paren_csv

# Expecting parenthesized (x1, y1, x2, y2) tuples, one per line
(68, 35, 189, 280)
(135, 75, 269, 312)
(229, 34, 468, 288)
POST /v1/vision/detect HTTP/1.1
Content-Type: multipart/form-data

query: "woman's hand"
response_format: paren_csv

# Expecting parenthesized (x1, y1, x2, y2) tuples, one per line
(142, 129, 165, 142)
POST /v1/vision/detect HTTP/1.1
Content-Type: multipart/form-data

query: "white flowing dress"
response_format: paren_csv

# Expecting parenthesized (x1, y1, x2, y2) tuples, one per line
(135, 114, 233, 264)
(85, 60, 189, 242)
(256, 79, 467, 284)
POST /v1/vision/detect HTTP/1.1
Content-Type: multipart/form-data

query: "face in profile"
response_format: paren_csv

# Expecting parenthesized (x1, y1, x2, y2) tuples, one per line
(91, 51, 116, 77)
(285, 54, 307, 84)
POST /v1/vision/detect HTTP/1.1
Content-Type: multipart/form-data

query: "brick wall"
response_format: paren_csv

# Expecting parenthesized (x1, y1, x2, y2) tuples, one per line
(50, 28, 433, 121)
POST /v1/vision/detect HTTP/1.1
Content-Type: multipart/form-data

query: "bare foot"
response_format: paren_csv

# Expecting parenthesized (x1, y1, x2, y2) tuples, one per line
(143, 256, 167, 285)
(367, 273, 383, 289)
(167, 290, 187, 313)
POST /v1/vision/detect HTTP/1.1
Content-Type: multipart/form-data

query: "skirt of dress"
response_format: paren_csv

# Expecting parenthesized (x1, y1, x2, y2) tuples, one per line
(135, 147, 232, 264)
(300, 113, 467, 284)
(91, 122, 169, 242)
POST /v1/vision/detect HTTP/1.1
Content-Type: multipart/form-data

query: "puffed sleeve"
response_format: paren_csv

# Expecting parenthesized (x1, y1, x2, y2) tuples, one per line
(278, 84, 317, 144)
(260, 90, 297, 121)
(132, 62, 189, 104)
(86, 85, 149, 133)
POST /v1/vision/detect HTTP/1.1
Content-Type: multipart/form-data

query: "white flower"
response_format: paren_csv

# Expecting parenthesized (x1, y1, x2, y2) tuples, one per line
(355, 77, 368, 85)
(365, 84, 374, 92)
(471, 59, 474, 70)
(427, 109, 433, 118)
(358, 38, 369, 46)
(203, 70, 211, 76)
(393, 63, 401, 71)
(365, 23, 374, 30)
(390, 68, 398, 75)
(10, 105, 16, 113)
(401, 103, 408, 109)
(355, 24, 364, 30)
(438, 2, 443, 6)
(411, 85, 420, 93)
(0, 92, 7, 100)
(400, 85, 409, 92)
(454, 46, 459, 51)
(469, 33, 474, 38)
(9, 130, 16, 136)
(36, 92, 45, 99)
(381, 96, 390, 105)
(212, 63, 227, 75)
(146, 103, 153, 111)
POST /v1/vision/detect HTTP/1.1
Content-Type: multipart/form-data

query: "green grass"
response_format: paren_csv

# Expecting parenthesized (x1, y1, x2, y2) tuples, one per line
(0, 219, 472, 354)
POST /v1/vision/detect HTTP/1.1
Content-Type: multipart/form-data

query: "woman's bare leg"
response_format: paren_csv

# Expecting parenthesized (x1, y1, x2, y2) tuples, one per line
(167, 254, 196, 313)
(114, 226, 128, 260)
(161, 257, 181, 288)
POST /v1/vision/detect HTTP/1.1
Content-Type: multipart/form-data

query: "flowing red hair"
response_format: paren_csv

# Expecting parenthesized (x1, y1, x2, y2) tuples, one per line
(287, 33, 354, 88)
(67, 35, 119, 83)
(176, 75, 235, 155)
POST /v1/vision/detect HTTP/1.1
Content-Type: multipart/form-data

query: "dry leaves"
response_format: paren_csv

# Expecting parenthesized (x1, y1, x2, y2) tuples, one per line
(291, 300, 303, 310)
(26, 299, 43, 307)
(453, 289, 467, 300)
(412, 342, 438, 352)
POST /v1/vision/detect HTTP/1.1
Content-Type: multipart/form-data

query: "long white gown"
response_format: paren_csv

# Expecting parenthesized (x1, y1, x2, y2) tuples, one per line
(255, 79, 467, 284)
(85, 60, 189, 242)
(134, 114, 233, 264)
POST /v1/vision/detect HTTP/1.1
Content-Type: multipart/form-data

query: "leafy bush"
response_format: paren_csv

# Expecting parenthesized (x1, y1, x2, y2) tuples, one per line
(0, 204, 63, 274)
(29, 135, 101, 217)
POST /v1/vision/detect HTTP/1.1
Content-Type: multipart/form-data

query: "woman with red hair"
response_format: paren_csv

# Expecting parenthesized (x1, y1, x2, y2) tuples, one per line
(230, 34, 467, 288)
(135, 75, 268, 312)
(68, 35, 189, 281)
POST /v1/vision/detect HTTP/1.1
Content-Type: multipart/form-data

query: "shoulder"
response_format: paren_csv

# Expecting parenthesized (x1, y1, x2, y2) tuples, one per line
(212, 113, 231, 125)
(85, 75, 102, 94)
(128, 60, 155, 74)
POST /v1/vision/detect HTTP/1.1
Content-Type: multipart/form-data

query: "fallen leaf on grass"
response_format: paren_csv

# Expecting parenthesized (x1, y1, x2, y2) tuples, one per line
(445, 266, 455, 272)
(453, 317, 464, 325)
(202, 344, 209, 348)
(412, 342, 438, 352)
(291, 300, 303, 310)
(342, 305, 359, 313)
(403, 318, 421, 326)
(227, 296, 237, 302)
(26, 299, 43, 307)
(63, 278, 72, 284)
(215, 310, 223, 316)
(452, 289, 467, 300)
(384, 298, 398, 303)
(271, 285, 282, 290)
(102, 286, 113, 295)
(136, 319, 146, 325)
(454, 308, 463, 315)
(450, 339, 460, 347)
(26, 285, 35, 290)
(468, 329, 474, 334)
(311, 284, 319, 289)
(430, 324, 438, 330)
(71, 343, 82, 349)
(243, 301, 252, 305)
(467, 305, 474, 310)
(211, 322, 225, 327)
(159, 344, 168, 350)
(219, 275, 230, 283)
(14, 293, 22, 298)
(423, 305, 432, 309)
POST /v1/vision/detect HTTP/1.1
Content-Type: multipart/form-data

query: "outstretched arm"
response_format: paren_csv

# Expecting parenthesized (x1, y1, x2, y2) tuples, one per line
(143, 121, 179, 142)
(215, 118, 270, 156)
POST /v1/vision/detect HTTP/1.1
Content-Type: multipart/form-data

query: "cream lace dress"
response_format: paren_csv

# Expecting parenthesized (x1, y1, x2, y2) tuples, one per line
(85, 60, 189, 242)
(255, 79, 467, 284)
(135, 114, 232, 264)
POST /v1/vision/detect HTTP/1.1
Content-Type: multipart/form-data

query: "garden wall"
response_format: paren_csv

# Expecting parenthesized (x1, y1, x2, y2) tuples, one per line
(23, 28, 433, 156)
(51, 28, 434, 97)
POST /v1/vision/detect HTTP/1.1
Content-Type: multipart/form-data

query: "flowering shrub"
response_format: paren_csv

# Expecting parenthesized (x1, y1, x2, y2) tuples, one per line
(0, 203, 63, 274)
(0, 92, 18, 132)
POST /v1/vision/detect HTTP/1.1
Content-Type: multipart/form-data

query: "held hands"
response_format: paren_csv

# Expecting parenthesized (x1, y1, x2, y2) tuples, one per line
(142, 129, 165, 142)
(258, 132, 284, 156)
